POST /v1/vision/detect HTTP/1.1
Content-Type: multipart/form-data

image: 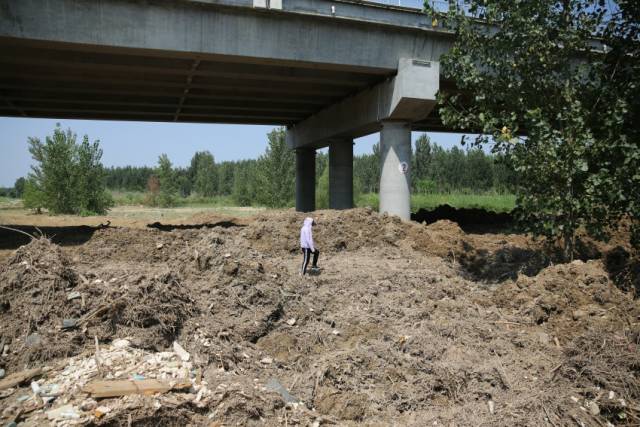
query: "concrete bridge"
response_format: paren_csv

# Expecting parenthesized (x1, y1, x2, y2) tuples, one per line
(0, 0, 456, 220)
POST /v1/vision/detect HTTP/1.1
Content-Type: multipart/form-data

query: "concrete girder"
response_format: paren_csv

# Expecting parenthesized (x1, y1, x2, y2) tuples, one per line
(0, 0, 452, 73)
(286, 59, 439, 149)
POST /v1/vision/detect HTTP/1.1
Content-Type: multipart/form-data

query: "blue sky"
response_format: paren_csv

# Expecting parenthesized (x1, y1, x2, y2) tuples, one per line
(0, 117, 467, 187)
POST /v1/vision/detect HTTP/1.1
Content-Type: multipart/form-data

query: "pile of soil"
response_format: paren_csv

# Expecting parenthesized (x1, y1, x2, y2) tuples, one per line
(0, 208, 638, 426)
(0, 237, 195, 371)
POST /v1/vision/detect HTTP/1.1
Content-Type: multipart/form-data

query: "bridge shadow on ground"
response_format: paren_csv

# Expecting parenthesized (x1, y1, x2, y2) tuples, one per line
(0, 224, 110, 250)
(412, 204, 515, 234)
(146, 220, 244, 231)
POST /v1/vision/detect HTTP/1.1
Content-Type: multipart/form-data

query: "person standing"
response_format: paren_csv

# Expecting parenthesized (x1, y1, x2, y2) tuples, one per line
(300, 217, 320, 275)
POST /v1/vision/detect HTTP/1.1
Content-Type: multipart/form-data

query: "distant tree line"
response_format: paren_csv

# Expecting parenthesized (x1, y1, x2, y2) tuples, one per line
(9, 127, 515, 211)
(97, 132, 514, 208)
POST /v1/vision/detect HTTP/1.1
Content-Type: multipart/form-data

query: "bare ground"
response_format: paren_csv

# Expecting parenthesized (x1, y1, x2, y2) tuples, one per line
(0, 208, 638, 426)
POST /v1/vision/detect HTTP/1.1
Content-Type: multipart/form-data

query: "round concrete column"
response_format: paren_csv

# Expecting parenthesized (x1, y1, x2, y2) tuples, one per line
(379, 121, 411, 220)
(329, 140, 354, 210)
(295, 148, 316, 212)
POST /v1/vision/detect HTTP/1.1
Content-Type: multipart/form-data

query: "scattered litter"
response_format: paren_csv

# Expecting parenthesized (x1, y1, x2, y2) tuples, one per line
(173, 341, 190, 362)
(586, 401, 600, 416)
(0, 209, 637, 426)
(25, 333, 41, 347)
(0, 368, 42, 390)
(112, 339, 131, 349)
(79, 399, 97, 411)
(62, 318, 78, 329)
(94, 405, 112, 418)
(67, 291, 82, 300)
(265, 378, 300, 404)
(83, 379, 191, 398)
(46, 404, 80, 421)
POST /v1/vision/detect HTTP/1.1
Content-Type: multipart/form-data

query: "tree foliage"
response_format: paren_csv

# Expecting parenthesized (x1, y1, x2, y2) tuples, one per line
(255, 128, 295, 208)
(26, 125, 112, 215)
(438, 0, 640, 258)
(190, 151, 218, 197)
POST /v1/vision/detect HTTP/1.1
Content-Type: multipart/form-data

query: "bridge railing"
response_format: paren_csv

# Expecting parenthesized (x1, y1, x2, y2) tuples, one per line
(368, 0, 445, 11)
(368, 1, 482, 16)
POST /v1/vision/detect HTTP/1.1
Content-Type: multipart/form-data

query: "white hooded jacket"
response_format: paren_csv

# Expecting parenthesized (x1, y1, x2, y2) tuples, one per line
(300, 217, 315, 252)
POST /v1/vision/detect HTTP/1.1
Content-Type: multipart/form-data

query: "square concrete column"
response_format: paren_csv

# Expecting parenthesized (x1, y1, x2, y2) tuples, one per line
(329, 140, 354, 210)
(296, 148, 316, 212)
(379, 121, 411, 220)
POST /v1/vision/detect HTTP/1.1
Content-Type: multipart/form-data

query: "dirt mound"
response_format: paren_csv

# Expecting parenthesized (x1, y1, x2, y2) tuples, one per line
(492, 260, 639, 331)
(0, 238, 80, 367)
(0, 238, 195, 374)
(1, 209, 639, 426)
(244, 208, 408, 254)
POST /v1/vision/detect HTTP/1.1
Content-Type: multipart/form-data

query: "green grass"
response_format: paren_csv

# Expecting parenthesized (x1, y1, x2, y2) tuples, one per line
(110, 191, 254, 208)
(356, 192, 516, 213)
(0, 197, 22, 210)
(110, 191, 147, 206)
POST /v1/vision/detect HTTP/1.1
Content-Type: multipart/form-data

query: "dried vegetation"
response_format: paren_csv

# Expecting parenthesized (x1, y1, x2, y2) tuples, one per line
(0, 208, 638, 426)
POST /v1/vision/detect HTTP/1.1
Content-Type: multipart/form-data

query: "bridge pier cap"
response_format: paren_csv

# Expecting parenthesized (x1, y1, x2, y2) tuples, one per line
(286, 58, 439, 150)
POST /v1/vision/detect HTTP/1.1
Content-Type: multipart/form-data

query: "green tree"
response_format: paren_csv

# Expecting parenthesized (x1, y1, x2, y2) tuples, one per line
(22, 178, 45, 214)
(217, 162, 235, 196)
(438, 0, 639, 258)
(26, 125, 111, 215)
(190, 151, 218, 197)
(27, 126, 77, 214)
(156, 154, 179, 207)
(413, 134, 432, 190)
(13, 177, 26, 198)
(75, 136, 113, 215)
(353, 143, 381, 194)
(255, 128, 295, 208)
(232, 160, 257, 206)
(315, 166, 330, 209)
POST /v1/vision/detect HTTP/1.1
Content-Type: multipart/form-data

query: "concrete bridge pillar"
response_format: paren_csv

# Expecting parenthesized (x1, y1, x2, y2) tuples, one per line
(295, 148, 316, 212)
(379, 121, 411, 220)
(329, 140, 354, 210)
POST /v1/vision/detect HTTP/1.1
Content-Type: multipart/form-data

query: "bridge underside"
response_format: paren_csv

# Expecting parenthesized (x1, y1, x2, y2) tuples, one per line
(0, 0, 461, 220)
(0, 38, 392, 126)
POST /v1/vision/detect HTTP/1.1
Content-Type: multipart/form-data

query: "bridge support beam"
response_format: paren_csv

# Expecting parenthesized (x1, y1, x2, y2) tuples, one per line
(379, 121, 411, 220)
(296, 148, 316, 212)
(329, 140, 353, 210)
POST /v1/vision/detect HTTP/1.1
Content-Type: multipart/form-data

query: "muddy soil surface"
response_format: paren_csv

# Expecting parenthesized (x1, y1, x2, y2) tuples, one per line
(0, 208, 638, 426)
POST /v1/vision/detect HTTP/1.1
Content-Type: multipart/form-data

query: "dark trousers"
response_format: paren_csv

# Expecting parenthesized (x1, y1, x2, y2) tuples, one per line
(300, 248, 319, 275)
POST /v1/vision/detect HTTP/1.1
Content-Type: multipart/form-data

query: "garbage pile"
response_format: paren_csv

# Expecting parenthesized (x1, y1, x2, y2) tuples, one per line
(0, 238, 196, 371)
(0, 209, 638, 426)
